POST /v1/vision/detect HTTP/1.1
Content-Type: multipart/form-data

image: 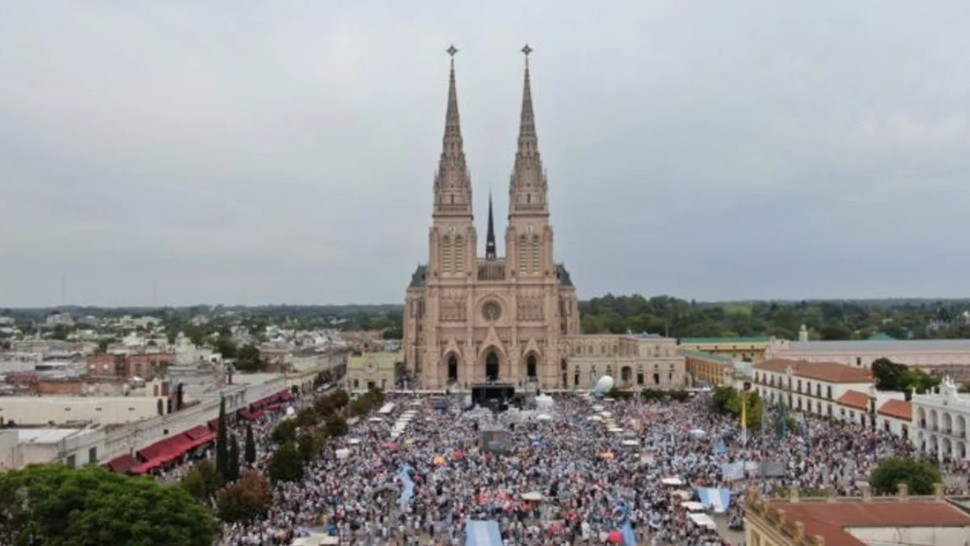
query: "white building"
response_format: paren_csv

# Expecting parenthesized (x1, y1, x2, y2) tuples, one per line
(752, 359, 874, 422)
(911, 378, 970, 461)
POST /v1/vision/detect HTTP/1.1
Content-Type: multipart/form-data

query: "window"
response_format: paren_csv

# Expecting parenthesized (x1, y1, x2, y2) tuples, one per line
(526, 355, 537, 379)
(88, 447, 97, 464)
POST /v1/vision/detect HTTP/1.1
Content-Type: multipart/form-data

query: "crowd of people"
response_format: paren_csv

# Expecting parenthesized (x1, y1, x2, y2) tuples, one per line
(203, 385, 952, 546)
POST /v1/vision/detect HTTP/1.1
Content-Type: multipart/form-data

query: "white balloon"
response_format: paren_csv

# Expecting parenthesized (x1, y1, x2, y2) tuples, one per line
(594, 375, 615, 394)
(535, 394, 554, 410)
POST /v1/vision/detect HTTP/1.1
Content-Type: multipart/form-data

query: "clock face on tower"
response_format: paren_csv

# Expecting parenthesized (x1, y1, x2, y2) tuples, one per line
(482, 301, 502, 321)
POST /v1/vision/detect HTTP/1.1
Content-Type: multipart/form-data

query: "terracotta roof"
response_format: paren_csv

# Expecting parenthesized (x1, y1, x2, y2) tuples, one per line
(878, 398, 912, 421)
(768, 500, 970, 546)
(835, 390, 871, 410)
(754, 358, 873, 383)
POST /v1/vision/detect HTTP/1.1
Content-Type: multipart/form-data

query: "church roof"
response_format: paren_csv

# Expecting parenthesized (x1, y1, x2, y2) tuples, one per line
(408, 266, 427, 289)
(555, 265, 573, 288)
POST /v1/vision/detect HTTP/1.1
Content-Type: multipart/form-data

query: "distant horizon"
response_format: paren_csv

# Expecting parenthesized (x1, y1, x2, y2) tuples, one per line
(4, 294, 970, 311)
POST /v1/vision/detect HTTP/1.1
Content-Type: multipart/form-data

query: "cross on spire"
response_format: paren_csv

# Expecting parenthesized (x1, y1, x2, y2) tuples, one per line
(447, 44, 458, 67)
(522, 44, 532, 67)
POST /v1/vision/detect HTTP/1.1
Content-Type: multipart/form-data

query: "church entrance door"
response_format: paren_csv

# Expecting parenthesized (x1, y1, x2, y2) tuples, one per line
(485, 352, 499, 382)
(447, 355, 458, 384)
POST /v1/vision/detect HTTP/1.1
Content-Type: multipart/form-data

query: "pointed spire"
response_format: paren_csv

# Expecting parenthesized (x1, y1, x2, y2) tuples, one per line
(434, 45, 473, 217)
(518, 44, 537, 149)
(444, 44, 462, 143)
(485, 193, 497, 259)
(509, 44, 547, 215)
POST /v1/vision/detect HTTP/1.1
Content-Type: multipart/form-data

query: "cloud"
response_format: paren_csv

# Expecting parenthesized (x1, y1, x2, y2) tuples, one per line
(1, 1, 969, 306)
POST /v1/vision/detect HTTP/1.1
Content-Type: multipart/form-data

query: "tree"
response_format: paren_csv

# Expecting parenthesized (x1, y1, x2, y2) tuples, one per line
(235, 344, 263, 373)
(216, 470, 272, 524)
(227, 435, 241, 482)
(267, 442, 304, 483)
(872, 358, 907, 391)
(324, 415, 348, 438)
(244, 424, 257, 465)
(297, 432, 320, 462)
(870, 457, 941, 496)
(216, 397, 229, 481)
(180, 460, 223, 504)
(0, 465, 218, 546)
(819, 325, 852, 341)
(271, 419, 298, 444)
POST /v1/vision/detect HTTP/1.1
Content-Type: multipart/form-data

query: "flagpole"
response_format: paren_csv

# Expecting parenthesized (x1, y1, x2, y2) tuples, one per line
(741, 391, 747, 448)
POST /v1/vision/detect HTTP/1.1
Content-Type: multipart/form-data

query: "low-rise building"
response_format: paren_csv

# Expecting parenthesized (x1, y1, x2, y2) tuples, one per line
(564, 334, 685, 390)
(344, 351, 401, 392)
(682, 349, 734, 387)
(87, 351, 176, 379)
(911, 378, 969, 460)
(752, 359, 873, 423)
(743, 484, 970, 546)
(876, 398, 913, 440)
(679, 336, 772, 362)
(766, 338, 970, 382)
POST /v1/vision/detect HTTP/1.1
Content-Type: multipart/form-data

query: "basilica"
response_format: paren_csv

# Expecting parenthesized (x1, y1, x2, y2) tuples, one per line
(403, 47, 685, 391)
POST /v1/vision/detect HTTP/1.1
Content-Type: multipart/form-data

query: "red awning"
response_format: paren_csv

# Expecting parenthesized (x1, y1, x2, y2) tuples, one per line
(106, 453, 139, 473)
(137, 433, 191, 463)
(265, 402, 284, 412)
(244, 410, 264, 421)
(279, 390, 293, 401)
(130, 459, 163, 475)
(208, 417, 220, 430)
(183, 425, 210, 441)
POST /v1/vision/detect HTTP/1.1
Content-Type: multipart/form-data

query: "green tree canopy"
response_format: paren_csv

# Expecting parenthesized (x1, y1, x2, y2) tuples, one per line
(216, 470, 272, 524)
(0, 465, 218, 546)
(870, 457, 941, 496)
(267, 442, 304, 483)
(180, 460, 223, 504)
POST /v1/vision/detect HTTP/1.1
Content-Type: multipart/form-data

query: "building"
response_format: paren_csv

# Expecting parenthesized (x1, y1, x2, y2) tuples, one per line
(876, 398, 913, 439)
(752, 359, 874, 422)
(743, 485, 970, 546)
(682, 349, 735, 387)
(86, 351, 176, 379)
(766, 338, 970, 382)
(679, 336, 772, 362)
(911, 377, 969, 460)
(402, 47, 685, 391)
(344, 351, 402, 392)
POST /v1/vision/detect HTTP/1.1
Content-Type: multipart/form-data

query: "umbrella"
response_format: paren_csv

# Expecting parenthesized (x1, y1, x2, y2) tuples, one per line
(432, 455, 446, 465)
(607, 530, 622, 543)
(452, 450, 465, 459)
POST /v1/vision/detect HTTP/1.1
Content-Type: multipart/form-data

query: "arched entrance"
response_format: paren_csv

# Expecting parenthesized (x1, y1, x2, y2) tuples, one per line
(526, 354, 537, 379)
(486, 351, 500, 382)
(447, 355, 458, 384)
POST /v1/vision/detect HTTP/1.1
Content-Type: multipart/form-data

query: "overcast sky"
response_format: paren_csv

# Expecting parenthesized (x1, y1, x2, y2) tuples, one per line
(2, 1, 969, 307)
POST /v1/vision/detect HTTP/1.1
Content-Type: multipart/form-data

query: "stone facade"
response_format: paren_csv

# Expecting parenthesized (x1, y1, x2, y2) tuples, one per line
(403, 48, 685, 391)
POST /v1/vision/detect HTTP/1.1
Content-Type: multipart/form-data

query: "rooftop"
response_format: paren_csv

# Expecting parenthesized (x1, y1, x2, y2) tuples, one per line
(878, 398, 912, 420)
(680, 336, 772, 344)
(788, 339, 970, 352)
(679, 349, 734, 364)
(835, 390, 871, 411)
(747, 486, 970, 546)
(755, 359, 873, 384)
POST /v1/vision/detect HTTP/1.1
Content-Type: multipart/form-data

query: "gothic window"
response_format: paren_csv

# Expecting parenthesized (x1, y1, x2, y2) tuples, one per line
(621, 367, 632, 384)
(531, 235, 540, 272)
(442, 236, 453, 273)
(454, 236, 464, 273)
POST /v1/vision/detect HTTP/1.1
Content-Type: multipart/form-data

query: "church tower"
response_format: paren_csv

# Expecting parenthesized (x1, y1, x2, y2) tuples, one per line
(429, 45, 476, 279)
(506, 45, 553, 280)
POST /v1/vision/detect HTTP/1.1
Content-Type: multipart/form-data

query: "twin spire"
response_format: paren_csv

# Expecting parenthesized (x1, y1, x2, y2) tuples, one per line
(434, 45, 547, 248)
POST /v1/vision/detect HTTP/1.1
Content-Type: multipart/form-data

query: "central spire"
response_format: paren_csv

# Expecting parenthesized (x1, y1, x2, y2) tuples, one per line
(509, 44, 548, 216)
(485, 193, 497, 259)
(433, 45, 473, 217)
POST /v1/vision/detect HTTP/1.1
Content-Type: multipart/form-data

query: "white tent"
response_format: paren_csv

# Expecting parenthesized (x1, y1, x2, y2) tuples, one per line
(621, 440, 639, 447)
(521, 492, 544, 502)
(536, 414, 552, 421)
(291, 535, 339, 546)
(681, 501, 704, 512)
(688, 512, 716, 530)
(661, 477, 685, 486)
(335, 448, 351, 460)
